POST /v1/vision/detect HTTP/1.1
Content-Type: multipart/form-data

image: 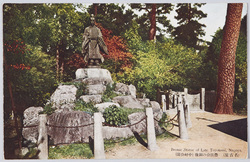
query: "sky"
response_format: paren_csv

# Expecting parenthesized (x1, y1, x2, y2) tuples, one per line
(80, 3, 247, 42)
(129, 3, 247, 42)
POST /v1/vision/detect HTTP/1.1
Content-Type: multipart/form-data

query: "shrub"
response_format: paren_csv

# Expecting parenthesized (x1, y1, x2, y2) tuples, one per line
(103, 105, 128, 126)
(101, 83, 118, 102)
(39, 103, 56, 115)
(158, 112, 172, 130)
(73, 99, 98, 115)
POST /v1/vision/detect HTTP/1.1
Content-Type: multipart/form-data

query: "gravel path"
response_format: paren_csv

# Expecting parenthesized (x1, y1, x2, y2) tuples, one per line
(105, 111, 247, 159)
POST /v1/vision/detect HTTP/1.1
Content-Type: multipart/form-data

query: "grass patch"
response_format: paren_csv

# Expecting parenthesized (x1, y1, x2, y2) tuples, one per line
(104, 135, 145, 151)
(123, 107, 145, 115)
(156, 130, 175, 139)
(49, 143, 93, 159)
(104, 131, 174, 151)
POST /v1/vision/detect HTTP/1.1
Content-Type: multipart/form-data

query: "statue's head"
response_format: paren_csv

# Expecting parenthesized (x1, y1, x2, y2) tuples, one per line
(90, 14, 95, 26)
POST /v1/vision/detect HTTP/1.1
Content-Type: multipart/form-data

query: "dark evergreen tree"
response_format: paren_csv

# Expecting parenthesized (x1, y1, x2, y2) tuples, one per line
(172, 3, 207, 49)
(88, 3, 136, 36)
(130, 3, 173, 41)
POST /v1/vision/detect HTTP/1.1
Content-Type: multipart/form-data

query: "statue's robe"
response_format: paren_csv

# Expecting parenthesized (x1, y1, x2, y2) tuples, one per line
(82, 25, 108, 63)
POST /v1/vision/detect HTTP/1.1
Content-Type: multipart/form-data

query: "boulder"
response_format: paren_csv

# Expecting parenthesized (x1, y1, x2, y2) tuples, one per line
(115, 83, 130, 95)
(50, 85, 77, 111)
(128, 110, 163, 134)
(149, 101, 163, 123)
(47, 111, 94, 144)
(82, 77, 113, 86)
(102, 126, 134, 139)
(137, 98, 151, 107)
(150, 101, 161, 110)
(22, 107, 44, 143)
(128, 84, 136, 98)
(128, 112, 147, 134)
(75, 68, 113, 81)
(80, 95, 102, 104)
(112, 95, 144, 109)
(87, 84, 106, 95)
(95, 102, 120, 113)
(15, 147, 30, 157)
(115, 83, 137, 98)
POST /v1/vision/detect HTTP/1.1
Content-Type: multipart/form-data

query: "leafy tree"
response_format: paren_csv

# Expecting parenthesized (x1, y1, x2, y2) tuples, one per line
(214, 3, 243, 114)
(3, 4, 39, 44)
(4, 44, 57, 112)
(35, 4, 89, 82)
(119, 39, 202, 100)
(95, 23, 134, 80)
(3, 4, 89, 82)
(172, 3, 207, 49)
(131, 3, 173, 41)
(123, 21, 143, 55)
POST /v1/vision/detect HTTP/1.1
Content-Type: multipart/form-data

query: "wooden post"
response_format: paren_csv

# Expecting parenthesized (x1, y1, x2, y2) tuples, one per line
(201, 88, 205, 111)
(177, 95, 188, 140)
(94, 112, 105, 159)
(38, 114, 48, 159)
(146, 108, 159, 151)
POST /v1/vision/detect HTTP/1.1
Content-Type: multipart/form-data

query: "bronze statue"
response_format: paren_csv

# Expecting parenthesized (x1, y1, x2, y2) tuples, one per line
(82, 14, 109, 67)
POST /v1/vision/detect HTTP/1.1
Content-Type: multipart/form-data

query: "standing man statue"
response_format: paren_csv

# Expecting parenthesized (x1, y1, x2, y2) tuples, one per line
(82, 14, 109, 67)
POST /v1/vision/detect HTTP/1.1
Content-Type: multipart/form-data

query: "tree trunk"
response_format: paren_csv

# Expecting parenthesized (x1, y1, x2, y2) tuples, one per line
(149, 4, 156, 41)
(3, 54, 22, 149)
(214, 3, 243, 114)
(60, 60, 64, 81)
(56, 45, 60, 82)
(93, 3, 98, 16)
(187, 3, 191, 24)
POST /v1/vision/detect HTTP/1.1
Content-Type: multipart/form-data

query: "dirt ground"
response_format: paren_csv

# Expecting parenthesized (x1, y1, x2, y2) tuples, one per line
(105, 111, 248, 159)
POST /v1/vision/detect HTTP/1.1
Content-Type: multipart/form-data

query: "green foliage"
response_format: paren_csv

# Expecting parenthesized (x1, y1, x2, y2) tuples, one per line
(123, 21, 143, 55)
(233, 97, 247, 115)
(74, 99, 98, 115)
(101, 83, 118, 102)
(118, 39, 202, 100)
(103, 105, 128, 126)
(39, 103, 56, 115)
(4, 45, 57, 114)
(122, 107, 145, 115)
(158, 112, 172, 130)
(21, 148, 39, 159)
(49, 143, 93, 159)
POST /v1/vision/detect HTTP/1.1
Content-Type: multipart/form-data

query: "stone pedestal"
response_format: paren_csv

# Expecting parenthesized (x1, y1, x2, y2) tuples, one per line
(75, 68, 112, 81)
